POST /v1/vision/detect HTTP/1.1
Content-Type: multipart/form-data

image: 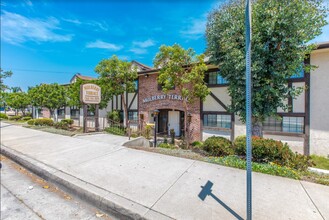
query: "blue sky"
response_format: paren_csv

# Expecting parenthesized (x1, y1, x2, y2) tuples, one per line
(1, 0, 328, 91)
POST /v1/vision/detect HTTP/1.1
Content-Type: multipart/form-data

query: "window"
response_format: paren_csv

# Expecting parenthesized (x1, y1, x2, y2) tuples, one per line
(263, 117, 282, 132)
(263, 116, 304, 133)
(206, 71, 228, 85)
(70, 106, 80, 119)
(128, 111, 138, 121)
(134, 80, 138, 91)
(203, 114, 231, 129)
(37, 108, 43, 117)
(282, 117, 304, 133)
(57, 108, 65, 118)
(290, 66, 304, 79)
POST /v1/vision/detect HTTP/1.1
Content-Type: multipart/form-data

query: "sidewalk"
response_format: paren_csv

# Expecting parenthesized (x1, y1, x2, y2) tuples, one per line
(1, 122, 328, 220)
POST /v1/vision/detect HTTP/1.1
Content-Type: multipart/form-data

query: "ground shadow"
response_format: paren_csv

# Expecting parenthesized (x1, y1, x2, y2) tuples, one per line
(198, 180, 244, 220)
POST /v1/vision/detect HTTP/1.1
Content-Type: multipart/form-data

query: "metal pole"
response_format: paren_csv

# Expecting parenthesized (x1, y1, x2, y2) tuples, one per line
(154, 116, 157, 147)
(245, 0, 252, 219)
(95, 104, 99, 132)
(83, 104, 88, 133)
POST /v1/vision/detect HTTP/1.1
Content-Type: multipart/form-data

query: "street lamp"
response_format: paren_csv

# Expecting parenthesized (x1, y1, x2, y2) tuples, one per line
(153, 109, 160, 147)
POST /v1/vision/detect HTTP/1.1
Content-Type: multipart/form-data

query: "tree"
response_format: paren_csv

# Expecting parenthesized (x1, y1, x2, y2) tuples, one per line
(28, 83, 67, 121)
(67, 77, 113, 110)
(95, 55, 138, 128)
(0, 68, 13, 111)
(206, 0, 327, 136)
(10, 87, 22, 93)
(5, 92, 30, 116)
(153, 44, 209, 145)
(0, 68, 13, 92)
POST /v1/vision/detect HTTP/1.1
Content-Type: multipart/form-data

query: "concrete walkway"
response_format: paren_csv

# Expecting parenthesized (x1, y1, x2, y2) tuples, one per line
(1, 122, 328, 220)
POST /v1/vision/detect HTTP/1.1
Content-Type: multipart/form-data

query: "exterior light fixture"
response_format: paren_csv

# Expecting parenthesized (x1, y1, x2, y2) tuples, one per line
(144, 74, 149, 78)
(187, 113, 192, 124)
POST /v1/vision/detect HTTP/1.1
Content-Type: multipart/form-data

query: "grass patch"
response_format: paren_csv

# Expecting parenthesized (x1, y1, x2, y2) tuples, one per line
(23, 125, 83, 136)
(311, 155, 329, 170)
(207, 156, 300, 179)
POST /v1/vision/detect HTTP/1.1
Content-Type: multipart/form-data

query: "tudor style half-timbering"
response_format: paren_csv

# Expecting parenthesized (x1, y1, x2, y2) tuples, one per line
(41, 42, 328, 156)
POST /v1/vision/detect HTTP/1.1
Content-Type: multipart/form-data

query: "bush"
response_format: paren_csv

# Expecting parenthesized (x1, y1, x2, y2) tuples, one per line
(27, 119, 35, 125)
(54, 121, 69, 130)
(105, 126, 125, 136)
(22, 116, 32, 121)
(9, 115, 23, 121)
(203, 136, 234, 156)
(61, 119, 74, 125)
(158, 143, 176, 149)
(192, 141, 203, 148)
(25, 112, 32, 117)
(233, 136, 312, 171)
(0, 113, 8, 119)
(28, 118, 54, 126)
(143, 125, 152, 139)
(107, 110, 121, 123)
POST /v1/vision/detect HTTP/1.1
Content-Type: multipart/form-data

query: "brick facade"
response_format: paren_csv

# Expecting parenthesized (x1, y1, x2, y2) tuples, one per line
(138, 73, 201, 141)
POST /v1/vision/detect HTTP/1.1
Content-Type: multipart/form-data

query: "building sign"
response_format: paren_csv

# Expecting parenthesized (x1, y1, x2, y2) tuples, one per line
(80, 83, 101, 104)
(143, 94, 187, 103)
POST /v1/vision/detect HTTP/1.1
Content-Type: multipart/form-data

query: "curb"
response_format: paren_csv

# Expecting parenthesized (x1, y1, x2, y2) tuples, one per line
(0, 145, 172, 220)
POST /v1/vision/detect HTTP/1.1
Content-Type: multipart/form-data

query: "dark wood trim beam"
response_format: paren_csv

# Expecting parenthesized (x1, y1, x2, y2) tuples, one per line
(207, 84, 229, 88)
(263, 131, 305, 138)
(209, 91, 228, 111)
(277, 112, 305, 117)
(304, 57, 311, 155)
(230, 113, 235, 141)
(128, 92, 137, 110)
(202, 111, 231, 115)
(287, 77, 305, 83)
(288, 81, 293, 113)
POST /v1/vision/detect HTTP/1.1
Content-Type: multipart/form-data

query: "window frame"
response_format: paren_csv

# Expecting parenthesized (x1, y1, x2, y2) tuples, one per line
(203, 113, 231, 129)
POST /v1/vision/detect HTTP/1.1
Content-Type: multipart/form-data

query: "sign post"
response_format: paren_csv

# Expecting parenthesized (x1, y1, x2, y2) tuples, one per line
(80, 83, 101, 133)
(245, 0, 252, 219)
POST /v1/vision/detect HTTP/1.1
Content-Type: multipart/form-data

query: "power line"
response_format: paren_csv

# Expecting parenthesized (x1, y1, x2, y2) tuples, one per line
(2, 68, 81, 74)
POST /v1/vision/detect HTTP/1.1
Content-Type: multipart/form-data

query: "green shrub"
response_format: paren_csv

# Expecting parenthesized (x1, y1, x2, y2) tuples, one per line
(107, 110, 121, 123)
(192, 141, 203, 148)
(9, 115, 23, 121)
(0, 113, 8, 119)
(203, 136, 234, 156)
(61, 119, 74, 125)
(27, 119, 35, 125)
(31, 118, 54, 126)
(158, 143, 176, 149)
(54, 121, 69, 130)
(233, 136, 312, 171)
(143, 125, 152, 139)
(22, 116, 32, 121)
(105, 126, 125, 136)
(25, 112, 32, 117)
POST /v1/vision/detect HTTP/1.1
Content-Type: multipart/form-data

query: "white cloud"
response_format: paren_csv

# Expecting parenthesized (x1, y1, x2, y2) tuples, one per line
(129, 48, 147, 55)
(132, 39, 155, 48)
(86, 40, 122, 51)
(24, 0, 33, 7)
(180, 18, 206, 40)
(1, 10, 72, 44)
(62, 18, 82, 25)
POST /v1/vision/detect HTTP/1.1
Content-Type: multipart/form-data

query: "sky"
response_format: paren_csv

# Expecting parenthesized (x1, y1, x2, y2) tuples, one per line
(1, 0, 329, 91)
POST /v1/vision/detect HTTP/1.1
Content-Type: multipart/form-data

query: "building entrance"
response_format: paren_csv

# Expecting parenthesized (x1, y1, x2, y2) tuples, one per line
(157, 109, 184, 136)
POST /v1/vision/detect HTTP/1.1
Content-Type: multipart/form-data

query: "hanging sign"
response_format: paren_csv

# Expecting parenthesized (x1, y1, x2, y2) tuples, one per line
(80, 83, 101, 104)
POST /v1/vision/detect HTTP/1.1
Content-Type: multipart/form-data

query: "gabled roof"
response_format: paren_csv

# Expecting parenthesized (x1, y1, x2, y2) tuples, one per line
(131, 60, 154, 71)
(70, 73, 96, 83)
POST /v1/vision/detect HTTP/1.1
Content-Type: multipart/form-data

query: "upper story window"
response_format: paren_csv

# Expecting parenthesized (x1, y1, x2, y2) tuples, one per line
(290, 66, 304, 79)
(134, 80, 138, 91)
(205, 71, 228, 85)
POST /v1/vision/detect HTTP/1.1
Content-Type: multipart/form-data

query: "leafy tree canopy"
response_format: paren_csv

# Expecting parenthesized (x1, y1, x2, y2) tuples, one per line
(206, 0, 327, 123)
(0, 68, 13, 92)
(5, 92, 30, 115)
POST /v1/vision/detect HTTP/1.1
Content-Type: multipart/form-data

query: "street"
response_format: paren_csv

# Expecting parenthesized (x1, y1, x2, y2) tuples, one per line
(0, 156, 114, 220)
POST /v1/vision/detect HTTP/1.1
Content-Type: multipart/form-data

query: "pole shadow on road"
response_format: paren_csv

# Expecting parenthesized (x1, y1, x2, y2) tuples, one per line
(198, 180, 243, 220)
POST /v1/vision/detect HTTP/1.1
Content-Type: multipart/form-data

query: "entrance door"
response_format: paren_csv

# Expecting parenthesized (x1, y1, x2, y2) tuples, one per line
(168, 111, 180, 136)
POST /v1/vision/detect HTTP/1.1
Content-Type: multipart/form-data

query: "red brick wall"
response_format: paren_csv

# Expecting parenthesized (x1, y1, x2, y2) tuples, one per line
(138, 73, 201, 141)
(41, 108, 51, 118)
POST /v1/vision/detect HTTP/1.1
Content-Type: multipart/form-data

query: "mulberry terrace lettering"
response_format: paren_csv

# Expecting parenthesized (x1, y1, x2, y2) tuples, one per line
(143, 94, 187, 103)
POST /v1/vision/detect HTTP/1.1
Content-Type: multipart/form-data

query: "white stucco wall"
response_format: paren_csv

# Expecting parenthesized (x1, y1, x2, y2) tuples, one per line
(203, 87, 230, 111)
(128, 93, 138, 110)
(234, 115, 246, 138)
(310, 48, 329, 156)
(202, 129, 231, 141)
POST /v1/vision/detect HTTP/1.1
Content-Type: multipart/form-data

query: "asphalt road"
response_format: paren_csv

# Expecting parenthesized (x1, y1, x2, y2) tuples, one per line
(0, 156, 114, 220)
